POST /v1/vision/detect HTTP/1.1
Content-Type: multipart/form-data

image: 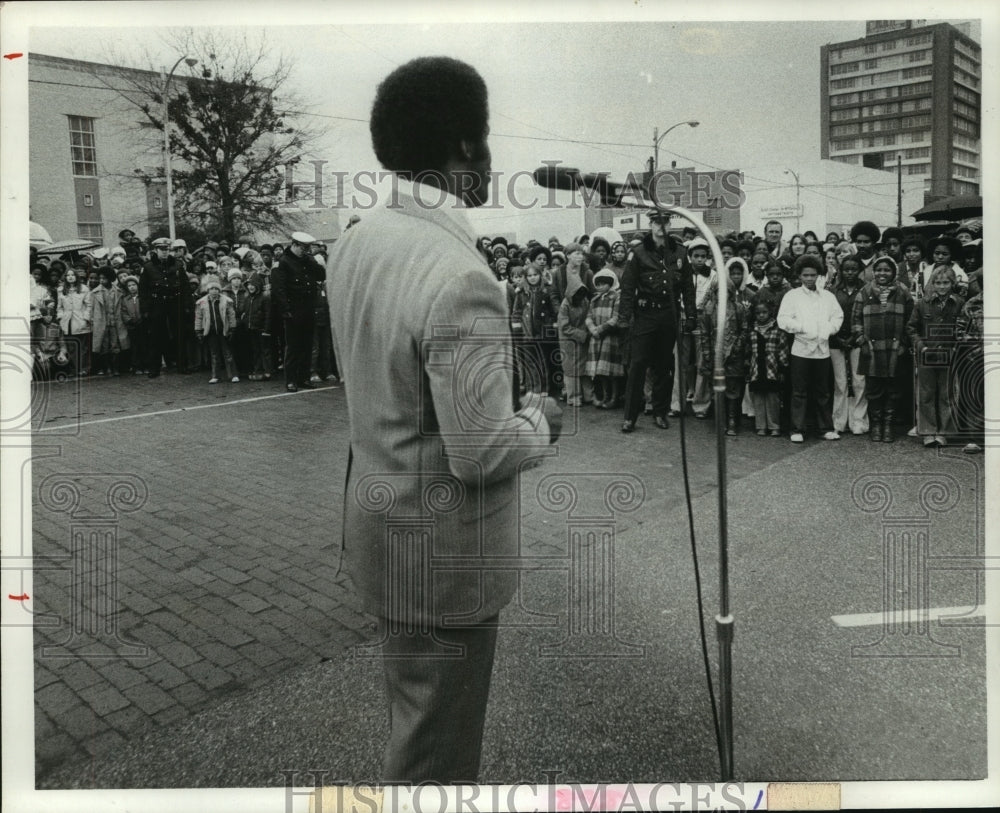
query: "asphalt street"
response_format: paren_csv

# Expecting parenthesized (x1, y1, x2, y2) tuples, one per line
(24, 370, 987, 789)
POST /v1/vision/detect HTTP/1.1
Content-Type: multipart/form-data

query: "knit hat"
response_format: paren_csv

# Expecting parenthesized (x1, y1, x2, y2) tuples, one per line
(227, 269, 244, 281)
(686, 237, 710, 255)
(491, 244, 508, 258)
(592, 268, 619, 290)
(201, 274, 222, 292)
(871, 256, 898, 280)
(247, 272, 263, 290)
(725, 257, 749, 278)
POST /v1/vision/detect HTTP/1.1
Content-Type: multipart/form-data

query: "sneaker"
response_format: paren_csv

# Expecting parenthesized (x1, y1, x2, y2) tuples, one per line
(324, 374, 339, 381)
(756, 429, 767, 436)
(309, 374, 321, 383)
(790, 433, 804, 443)
(923, 436, 937, 447)
(963, 442, 982, 454)
(823, 431, 841, 441)
(907, 426, 919, 437)
(769, 429, 782, 437)
(209, 377, 219, 384)
(934, 435, 947, 447)
(231, 376, 240, 383)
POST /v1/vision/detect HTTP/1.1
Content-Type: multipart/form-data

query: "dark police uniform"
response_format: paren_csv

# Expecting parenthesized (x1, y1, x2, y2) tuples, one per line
(138, 250, 185, 377)
(619, 231, 696, 423)
(271, 245, 326, 389)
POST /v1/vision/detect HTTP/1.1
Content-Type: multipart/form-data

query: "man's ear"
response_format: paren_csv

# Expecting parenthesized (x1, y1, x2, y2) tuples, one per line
(458, 139, 475, 161)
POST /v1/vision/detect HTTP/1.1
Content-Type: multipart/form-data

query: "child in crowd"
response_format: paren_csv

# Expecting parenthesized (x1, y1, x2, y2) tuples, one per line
(829, 257, 868, 435)
(585, 268, 623, 409)
(512, 262, 559, 396)
(90, 266, 129, 376)
(226, 269, 250, 378)
(119, 275, 145, 374)
(687, 238, 716, 419)
(955, 287, 984, 453)
(57, 267, 92, 377)
(194, 274, 238, 384)
(245, 273, 273, 381)
(746, 300, 788, 436)
(852, 256, 914, 443)
(700, 263, 749, 435)
(777, 255, 843, 442)
(557, 275, 593, 406)
(900, 237, 924, 299)
(907, 265, 965, 447)
(32, 300, 72, 382)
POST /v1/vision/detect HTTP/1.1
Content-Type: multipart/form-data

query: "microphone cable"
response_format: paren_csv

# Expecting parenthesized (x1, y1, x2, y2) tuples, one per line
(662, 241, 724, 773)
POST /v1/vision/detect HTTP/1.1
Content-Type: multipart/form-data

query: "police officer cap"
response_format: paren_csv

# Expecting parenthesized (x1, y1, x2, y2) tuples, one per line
(644, 207, 672, 222)
(686, 237, 710, 254)
(151, 237, 172, 248)
(171, 238, 187, 249)
(290, 231, 316, 245)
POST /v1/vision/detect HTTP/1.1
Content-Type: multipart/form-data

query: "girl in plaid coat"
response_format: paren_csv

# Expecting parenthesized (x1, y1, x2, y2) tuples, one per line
(585, 268, 624, 408)
(700, 270, 750, 435)
(852, 256, 914, 442)
(746, 299, 790, 435)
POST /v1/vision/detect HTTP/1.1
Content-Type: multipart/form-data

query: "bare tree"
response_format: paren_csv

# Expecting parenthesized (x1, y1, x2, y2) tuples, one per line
(92, 29, 323, 242)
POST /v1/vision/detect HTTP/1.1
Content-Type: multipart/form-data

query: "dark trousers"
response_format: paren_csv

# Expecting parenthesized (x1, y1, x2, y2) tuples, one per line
(146, 299, 179, 372)
(126, 326, 146, 372)
(250, 331, 273, 377)
(283, 310, 315, 386)
(380, 616, 499, 783)
(789, 355, 833, 433)
(310, 312, 335, 378)
(624, 312, 677, 421)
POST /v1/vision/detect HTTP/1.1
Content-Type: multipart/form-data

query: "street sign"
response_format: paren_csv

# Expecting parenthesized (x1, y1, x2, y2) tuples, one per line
(759, 204, 803, 220)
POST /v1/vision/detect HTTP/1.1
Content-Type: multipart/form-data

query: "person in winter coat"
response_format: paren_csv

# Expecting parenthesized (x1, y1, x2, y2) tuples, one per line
(90, 266, 130, 375)
(906, 265, 965, 446)
(57, 267, 93, 377)
(851, 255, 914, 442)
(119, 275, 145, 374)
(226, 269, 251, 378)
(700, 265, 749, 435)
(511, 262, 560, 395)
(194, 274, 238, 383)
(557, 274, 592, 406)
(829, 257, 868, 435)
(245, 272, 273, 380)
(585, 268, 624, 408)
(954, 289, 984, 453)
(746, 299, 789, 436)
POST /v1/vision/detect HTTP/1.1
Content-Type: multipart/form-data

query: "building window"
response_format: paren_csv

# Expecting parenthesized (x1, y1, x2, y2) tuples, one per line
(831, 78, 857, 89)
(862, 153, 883, 170)
(908, 130, 930, 144)
(153, 196, 163, 209)
(881, 40, 896, 51)
(905, 33, 932, 46)
(863, 59, 878, 69)
(906, 163, 929, 175)
(68, 116, 97, 177)
(864, 44, 877, 54)
(82, 193, 94, 207)
(77, 222, 103, 240)
(909, 49, 930, 62)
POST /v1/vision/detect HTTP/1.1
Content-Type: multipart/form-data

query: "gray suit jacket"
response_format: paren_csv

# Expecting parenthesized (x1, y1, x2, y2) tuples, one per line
(327, 183, 552, 626)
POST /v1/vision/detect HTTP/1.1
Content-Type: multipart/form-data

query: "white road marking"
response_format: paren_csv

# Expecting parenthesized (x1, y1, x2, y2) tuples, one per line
(832, 604, 987, 627)
(35, 386, 337, 432)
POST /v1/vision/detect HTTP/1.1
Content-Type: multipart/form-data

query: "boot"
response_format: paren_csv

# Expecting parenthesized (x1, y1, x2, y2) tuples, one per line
(726, 400, 738, 436)
(882, 406, 896, 443)
(869, 404, 883, 442)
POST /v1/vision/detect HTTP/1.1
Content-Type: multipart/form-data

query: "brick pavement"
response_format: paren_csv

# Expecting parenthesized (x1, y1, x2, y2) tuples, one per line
(29, 371, 813, 785)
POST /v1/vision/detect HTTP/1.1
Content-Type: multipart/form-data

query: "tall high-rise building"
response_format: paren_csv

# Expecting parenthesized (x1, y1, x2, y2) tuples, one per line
(820, 21, 980, 204)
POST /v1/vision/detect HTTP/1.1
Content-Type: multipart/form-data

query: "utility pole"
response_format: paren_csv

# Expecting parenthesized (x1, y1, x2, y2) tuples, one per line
(896, 154, 902, 228)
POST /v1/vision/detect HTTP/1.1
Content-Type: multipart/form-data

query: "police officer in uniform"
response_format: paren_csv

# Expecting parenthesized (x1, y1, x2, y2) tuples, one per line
(139, 236, 186, 377)
(618, 209, 696, 432)
(271, 231, 326, 392)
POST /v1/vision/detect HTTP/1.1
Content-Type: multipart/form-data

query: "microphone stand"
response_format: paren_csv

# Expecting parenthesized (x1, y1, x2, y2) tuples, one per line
(653, 204, 734, 780)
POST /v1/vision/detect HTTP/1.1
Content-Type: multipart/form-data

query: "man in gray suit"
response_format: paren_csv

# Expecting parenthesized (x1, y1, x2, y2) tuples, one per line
(327, 56, 562, 783)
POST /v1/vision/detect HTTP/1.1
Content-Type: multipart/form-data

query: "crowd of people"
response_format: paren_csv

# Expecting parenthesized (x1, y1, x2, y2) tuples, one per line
(479, 216, 985, 453)
(27, 215, 984, 451)
(28, 228, 338, 392)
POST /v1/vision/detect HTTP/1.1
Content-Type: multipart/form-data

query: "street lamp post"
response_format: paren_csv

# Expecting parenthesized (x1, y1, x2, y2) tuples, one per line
(784, 168, 801, 234)
(161, 56, 198, 241)
(653, 120, 699, 173)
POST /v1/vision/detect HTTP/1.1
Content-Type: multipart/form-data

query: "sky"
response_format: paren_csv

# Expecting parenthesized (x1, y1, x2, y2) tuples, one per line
(9, 1, 993, 238)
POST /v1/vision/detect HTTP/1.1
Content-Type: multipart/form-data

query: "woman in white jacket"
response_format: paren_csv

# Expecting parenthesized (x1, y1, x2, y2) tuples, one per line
(57, 267, 93, 376)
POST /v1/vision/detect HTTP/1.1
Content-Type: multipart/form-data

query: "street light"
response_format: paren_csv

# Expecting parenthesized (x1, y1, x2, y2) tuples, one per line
(653, 120, 699, 172)
(784, 168, 801, 234)
(161, 55, 198, 240)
